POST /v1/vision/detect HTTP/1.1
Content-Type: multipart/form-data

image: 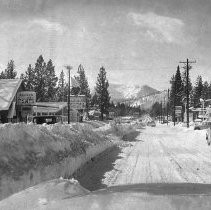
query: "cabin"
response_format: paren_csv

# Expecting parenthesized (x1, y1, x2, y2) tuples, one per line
(0, 79, 25, 123)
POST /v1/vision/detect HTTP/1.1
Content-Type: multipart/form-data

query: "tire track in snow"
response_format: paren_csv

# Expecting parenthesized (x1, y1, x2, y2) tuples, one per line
(158, 139, 206, 183)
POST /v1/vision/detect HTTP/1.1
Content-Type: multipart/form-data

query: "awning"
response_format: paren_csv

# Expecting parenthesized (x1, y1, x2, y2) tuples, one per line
(7, 102, 16, 118)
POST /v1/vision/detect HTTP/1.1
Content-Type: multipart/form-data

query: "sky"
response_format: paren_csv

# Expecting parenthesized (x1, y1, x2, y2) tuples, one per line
(0, 0, 211, 90)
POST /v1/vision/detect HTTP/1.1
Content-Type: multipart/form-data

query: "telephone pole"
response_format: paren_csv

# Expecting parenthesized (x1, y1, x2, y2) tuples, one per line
(179, 59, 196, 128)
(64, 65, 73, 124)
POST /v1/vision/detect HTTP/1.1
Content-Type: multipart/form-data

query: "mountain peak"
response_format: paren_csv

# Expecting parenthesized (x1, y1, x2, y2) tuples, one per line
(109, 83, 164, 108)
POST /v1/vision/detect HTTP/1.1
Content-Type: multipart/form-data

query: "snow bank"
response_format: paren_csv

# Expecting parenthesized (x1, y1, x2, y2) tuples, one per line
(0, 120, 138, 200)
(0, 178, 91, 209)
(0, 122, 111, 200)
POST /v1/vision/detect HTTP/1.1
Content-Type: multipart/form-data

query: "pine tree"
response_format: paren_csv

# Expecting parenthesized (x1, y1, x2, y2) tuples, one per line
(202, 81, 209, 100)
(169, 74, 175, 111)
(174, 66, 183, 106)
(33, 55, 47, 102)
(0, 60, 17, 79)
(0, 71, 6, 79)
(181, 67, 192, 104)
(169, 66, 183, 120)
(208, 83, 211, 99)
(21, 64, 34, 91)
(91, 92, 98, 108)
(57, 70, 67, 101)
(95, 66, 110, 120)
(45, 59, 58, 101)
(77, 64, 91, 111)
(193, 75, 203, 107)
(5, 60, 17, 79)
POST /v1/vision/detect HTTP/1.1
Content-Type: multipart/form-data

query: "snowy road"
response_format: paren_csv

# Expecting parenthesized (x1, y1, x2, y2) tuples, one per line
(101, 124, 211, 186)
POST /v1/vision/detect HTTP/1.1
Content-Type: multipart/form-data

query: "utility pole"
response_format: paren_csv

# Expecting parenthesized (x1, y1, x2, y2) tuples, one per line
(174, 87, 176, 126)
(64, 65, 73, 124)
(179, 59, 196, 128)
(167, 89, 169, 125)
(163, 94, 166, 123)
(161, 101, 163, 123)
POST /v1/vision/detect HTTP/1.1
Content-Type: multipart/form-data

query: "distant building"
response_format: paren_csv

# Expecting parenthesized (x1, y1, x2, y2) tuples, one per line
(0, 79, 25, 123)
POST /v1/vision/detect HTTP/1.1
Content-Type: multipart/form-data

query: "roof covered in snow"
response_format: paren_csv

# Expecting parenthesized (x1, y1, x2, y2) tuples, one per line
(0, 79, 23, 111)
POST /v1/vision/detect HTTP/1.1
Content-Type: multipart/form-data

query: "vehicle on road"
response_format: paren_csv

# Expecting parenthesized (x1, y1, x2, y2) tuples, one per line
(194, 119, 210, 130)
(147, 121, 156, 127)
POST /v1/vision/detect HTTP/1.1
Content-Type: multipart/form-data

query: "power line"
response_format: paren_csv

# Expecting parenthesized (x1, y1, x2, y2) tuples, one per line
(179, 59, 196, 128)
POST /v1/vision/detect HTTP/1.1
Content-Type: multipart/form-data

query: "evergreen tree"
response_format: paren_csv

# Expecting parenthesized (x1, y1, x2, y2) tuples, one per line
(45, 59, 58, 101)
(0, 71, 6, 79)
(5, 60, 17, 79)
(150, 102, 162, 117)
(181, 67, 193, 104)
(169, 74, 175, 111)
(33, 55, 47, 102)
(21, 64, 34, 91)
(57, 70, 66, 101)
(169, 66, 183, 120)
(174, 66, 183, 106)
(91, 92, 98, 108)
(77, 64, 91, 110)
(0, 60, 17, 79)
(95, 66, 110, 120)
(208, 83, 211, 99)
(193, 75, 203, 107)
(202, 81, 209, 100)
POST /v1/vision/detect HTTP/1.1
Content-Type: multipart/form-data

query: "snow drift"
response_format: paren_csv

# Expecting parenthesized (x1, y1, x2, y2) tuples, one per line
(0, 122, 110, 200)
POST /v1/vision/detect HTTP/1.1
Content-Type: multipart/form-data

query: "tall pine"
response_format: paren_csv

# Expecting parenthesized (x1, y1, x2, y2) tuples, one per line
(33, 55, 47, 102)
(57, 70, 66, 101)
(77, 64, 91, 111)
(174, 66, 183, 106)
(202, 81, 209, 100)
(45, 59, 58, 101)
(0, 60, 17, 79)
(193, 75, 203, 107)
(21, 64, 34, 90)
(95, 66, 110, 120)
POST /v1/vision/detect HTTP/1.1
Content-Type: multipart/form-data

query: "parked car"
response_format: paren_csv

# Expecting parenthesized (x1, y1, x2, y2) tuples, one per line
(147, 121, 156, 127)
(32, 115, 62, 124)
(194, 119, 209, 130)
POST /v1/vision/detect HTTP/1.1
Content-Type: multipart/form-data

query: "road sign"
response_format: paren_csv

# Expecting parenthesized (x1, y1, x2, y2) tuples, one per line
(175, 106, 182, 110)
(175, 110, 182, 114)
(69, 95, 86, 109)
(17, 91, 36, 105)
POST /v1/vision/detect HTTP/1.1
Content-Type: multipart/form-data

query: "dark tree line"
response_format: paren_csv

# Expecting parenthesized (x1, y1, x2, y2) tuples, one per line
(168, 65, 211, 119)
(20, 55, 58, 102)
(0, 56, 112, 120)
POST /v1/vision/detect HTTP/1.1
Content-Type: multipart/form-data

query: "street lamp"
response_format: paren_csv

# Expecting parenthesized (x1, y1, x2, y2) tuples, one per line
(64, 65, 73, 124)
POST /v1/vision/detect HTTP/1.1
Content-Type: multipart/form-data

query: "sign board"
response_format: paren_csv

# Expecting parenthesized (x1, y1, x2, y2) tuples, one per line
(175, 110, 182, 114)
(21, 106, 33, 118)
(175, 106, 182, 110)
(17, 91, 36, 105)
(69, 95, 86, 110)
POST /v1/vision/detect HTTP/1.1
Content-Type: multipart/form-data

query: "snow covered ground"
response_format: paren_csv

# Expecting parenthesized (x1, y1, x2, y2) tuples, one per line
(0, 121, 111, 200)
(1, 122, 211, 209)
(103, 123, 211, 185)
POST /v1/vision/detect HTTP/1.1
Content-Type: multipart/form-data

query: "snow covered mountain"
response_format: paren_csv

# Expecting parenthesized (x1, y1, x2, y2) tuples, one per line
(109, 83, 167, 109)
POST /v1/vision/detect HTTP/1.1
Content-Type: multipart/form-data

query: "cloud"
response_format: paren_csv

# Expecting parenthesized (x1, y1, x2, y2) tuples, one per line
(30, 19, 66, 34)
(128, 12, 186, 44)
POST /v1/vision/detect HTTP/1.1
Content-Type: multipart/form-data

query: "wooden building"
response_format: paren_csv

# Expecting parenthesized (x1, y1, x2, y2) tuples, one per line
(0, 79, 25, 123)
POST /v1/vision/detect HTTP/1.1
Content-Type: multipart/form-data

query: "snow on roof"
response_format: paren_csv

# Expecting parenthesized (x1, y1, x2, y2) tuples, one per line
(0, 79, 23, 111)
